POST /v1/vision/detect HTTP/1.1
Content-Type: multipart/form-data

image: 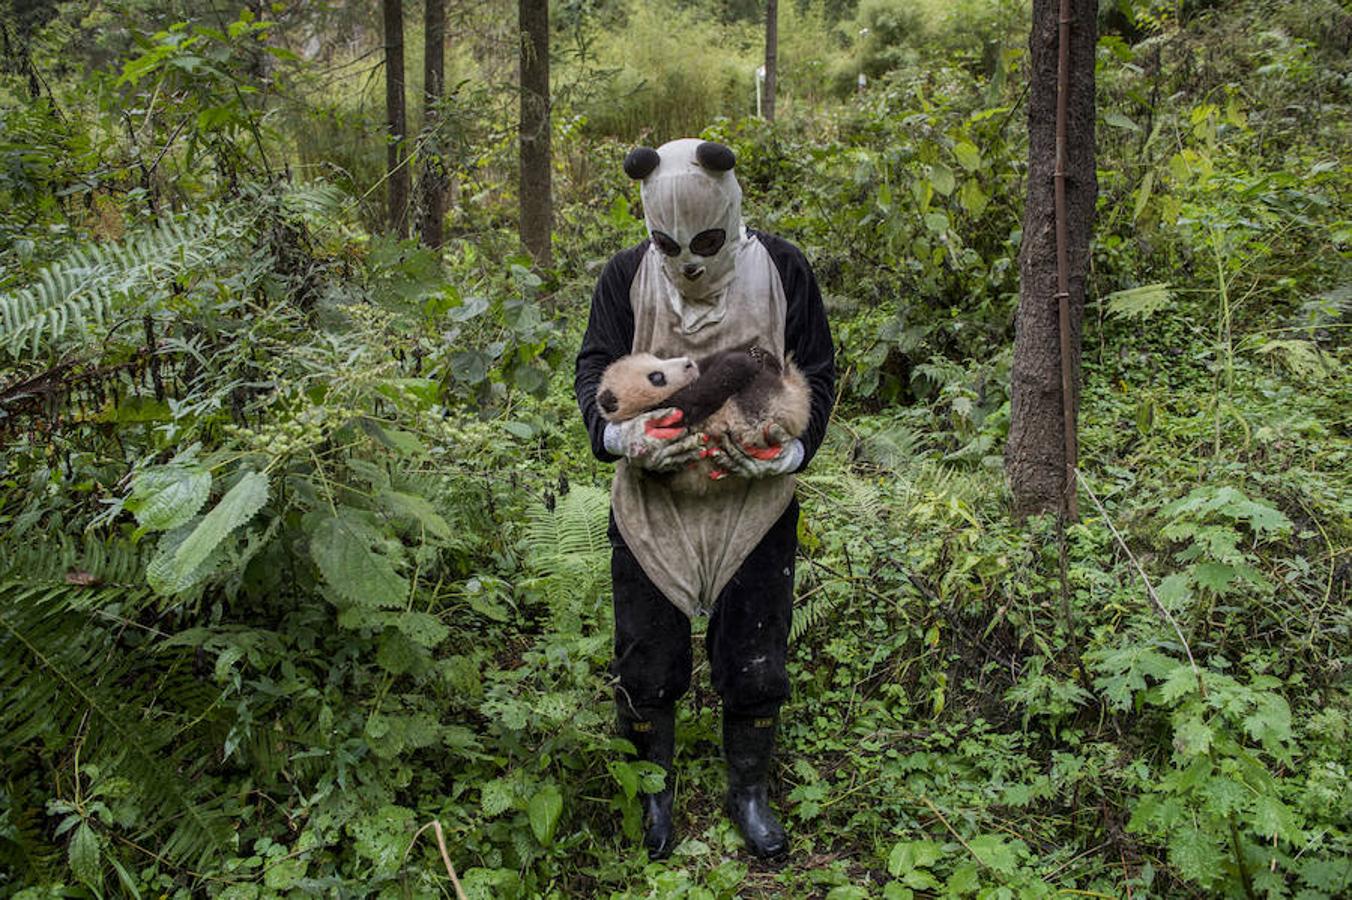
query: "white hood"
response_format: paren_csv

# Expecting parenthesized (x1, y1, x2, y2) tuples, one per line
(627, 138, 746, 305)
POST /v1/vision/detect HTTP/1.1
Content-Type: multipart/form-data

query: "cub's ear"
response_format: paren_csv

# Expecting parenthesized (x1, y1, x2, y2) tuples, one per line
(623, 147, 661, 180)
(598, 389, 619, 414)
(695, 141, 736, 172)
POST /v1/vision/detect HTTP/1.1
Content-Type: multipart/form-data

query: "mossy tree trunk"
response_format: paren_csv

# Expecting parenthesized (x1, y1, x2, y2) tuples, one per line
(382, 0, 410, 237)
(419, 0, 447, 249)
(518, 0, 552, 267)
(764, 0, 778, 122)
(1005, 0, 1097, 518)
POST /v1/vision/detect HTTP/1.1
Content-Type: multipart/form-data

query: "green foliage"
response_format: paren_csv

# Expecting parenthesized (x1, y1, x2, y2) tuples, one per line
(1, 0, 1349, 896)
(0, 212, 245, 359)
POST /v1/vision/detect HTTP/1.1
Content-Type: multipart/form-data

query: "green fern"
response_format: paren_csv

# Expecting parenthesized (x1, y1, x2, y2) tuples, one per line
(0, 543, 235, 876)
(1104, 282, 1173, 320)
(522, 485, 611, 611)
(0, 211, 245, 359)
(790, 583, 850, 645)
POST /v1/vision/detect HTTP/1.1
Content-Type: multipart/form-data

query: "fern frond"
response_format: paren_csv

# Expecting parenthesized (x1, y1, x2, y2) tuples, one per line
(0, 537, 234, 873)
(0, 211, 246, 360)
(0, 580, 234, 869)
(522, 485, 610, 611)
(790, 583, 850, 645)
(280, 181, 350, 224)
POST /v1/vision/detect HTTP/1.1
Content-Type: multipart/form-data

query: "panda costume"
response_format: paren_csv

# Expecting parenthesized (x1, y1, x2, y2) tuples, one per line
(574, 138, 835, 860)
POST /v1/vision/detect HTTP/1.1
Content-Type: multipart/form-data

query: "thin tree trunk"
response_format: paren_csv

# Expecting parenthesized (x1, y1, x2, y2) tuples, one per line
(419, 0, 447, 249)
(383, 0, 410, 237)
(764, 0, 778, 122)
(1005, 0, 1096, 518)
(518, 0, 552, 266)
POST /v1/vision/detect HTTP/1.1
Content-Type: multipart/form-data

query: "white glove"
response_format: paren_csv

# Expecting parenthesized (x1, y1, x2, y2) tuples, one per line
(603, 408, 703, 472)
(707, 424, 805, 479)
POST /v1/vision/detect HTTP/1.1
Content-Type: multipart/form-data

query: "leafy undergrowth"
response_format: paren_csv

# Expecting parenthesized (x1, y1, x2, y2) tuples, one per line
(2, 0, 1350, 897)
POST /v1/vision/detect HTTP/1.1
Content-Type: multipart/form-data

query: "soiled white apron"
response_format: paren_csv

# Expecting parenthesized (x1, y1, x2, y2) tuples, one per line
(611, 236, 795, 618)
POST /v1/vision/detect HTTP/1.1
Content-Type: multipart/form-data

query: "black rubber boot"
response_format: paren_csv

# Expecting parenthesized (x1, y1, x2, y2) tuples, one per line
(617, 704, 677, 860)
(723, 712, 788, 860)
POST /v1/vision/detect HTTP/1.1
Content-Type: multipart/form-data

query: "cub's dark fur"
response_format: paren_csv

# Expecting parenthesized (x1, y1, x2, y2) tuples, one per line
(597, 346, 810, 493)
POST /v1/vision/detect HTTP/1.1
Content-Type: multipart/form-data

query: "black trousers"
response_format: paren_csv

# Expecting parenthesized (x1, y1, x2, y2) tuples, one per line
(609, 498, 798, 719)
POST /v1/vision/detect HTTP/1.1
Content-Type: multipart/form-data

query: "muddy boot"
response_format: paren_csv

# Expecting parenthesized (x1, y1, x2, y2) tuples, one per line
(723, 712, 788, 860)
(617, 704, 677, 859)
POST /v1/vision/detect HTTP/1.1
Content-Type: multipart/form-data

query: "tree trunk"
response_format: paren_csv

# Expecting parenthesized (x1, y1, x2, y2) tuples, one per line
(1005, 0, 1096, 519)
(419, 0, 447, 249)
(518, 0, 552, 267)
(383, 0, 410, 237)
(764, 0, 778, 122)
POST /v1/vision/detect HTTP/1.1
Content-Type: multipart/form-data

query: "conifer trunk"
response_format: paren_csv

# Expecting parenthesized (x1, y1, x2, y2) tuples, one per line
(419, 0, 447, 249)
(518, 0, 552, 266)
(1005, 0, 1097, 518)
(764, 0, 778, 122)
(383, 0, 410, 237)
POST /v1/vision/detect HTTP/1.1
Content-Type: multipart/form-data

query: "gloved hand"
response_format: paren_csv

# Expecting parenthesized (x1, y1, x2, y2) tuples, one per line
(706, 424, 805, 480)
(603, 408, 703, 472)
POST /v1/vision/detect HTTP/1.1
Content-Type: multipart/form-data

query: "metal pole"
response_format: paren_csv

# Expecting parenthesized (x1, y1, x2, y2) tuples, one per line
(1054, 0, 1078, 520)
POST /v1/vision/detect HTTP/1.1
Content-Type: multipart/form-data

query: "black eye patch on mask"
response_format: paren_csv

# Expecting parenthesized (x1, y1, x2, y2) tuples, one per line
(651, 228, 727, 258)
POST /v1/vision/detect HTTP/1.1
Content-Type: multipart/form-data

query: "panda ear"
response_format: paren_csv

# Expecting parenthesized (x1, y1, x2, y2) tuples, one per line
(695, 141, 736, 172)
(623, 147, 661, 180)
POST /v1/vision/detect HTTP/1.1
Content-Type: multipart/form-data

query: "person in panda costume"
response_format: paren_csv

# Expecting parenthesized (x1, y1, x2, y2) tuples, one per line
(575, 138, 835, 860)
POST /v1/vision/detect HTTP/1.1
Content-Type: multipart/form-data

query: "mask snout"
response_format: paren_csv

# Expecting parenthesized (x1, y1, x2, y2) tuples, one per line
(681, 262, 705, 280)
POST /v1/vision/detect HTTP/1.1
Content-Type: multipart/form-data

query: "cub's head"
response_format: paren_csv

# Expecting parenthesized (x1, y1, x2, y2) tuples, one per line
(596, 353, 700, 421)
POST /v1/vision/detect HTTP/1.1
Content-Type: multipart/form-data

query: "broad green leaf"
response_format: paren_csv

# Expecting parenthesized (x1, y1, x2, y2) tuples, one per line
(528, 784, 563, 845)
(609, 760, 639, 799)
(967, 833, 1021, 874)
(1105, 111, 1141, 131)
(928, 163, 955, 196)
(481, 778, 513, 817)
(1172, 716, 1213, 756)
(451, 350, 489, 384)
(146, 517, 229, 594)
(1160, 664, 1203, 704)
(923, 212, 950, 234)
(131, 466, 211, 531)
(446, 295, 489, 322)
(349, 805, 415, 878)
(1194, 562, 1238, 595)
(1156, 572, 1192, 611)
(310, 513, 408, 608)
(1243, 693, 1292, 750)
(264, 857, 306, 890)
(391, 610, 450, 648)
(1168, 826, 1224, 886)
(147, 472, 268, 595)
(380, 490, 452, 540)
(887, 839, 942, 877)
(376, 628, 424, 674)
(361, 420, 427, 456)
(957, 179, 989, 216)
(953, 141, 982, 171)
(1250, 795, 1301, 842)
(1133, 170, 1154, 222)
(69, 822, 101, 885)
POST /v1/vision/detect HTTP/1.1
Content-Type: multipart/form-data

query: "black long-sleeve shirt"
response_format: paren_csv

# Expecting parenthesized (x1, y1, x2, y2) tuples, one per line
(574, 230, 835, 471)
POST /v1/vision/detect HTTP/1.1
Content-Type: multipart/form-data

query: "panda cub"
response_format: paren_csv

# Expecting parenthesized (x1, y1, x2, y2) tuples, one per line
(597, 346, 810, 493)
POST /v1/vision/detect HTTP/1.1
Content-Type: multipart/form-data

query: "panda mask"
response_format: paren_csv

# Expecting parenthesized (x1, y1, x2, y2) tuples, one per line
(624, 139, 745, 304)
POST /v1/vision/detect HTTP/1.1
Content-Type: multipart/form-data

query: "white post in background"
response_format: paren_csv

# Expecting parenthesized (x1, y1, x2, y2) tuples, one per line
(755, 65, 766, 118)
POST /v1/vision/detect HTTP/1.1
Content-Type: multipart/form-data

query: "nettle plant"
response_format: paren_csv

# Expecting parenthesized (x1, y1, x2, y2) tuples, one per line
(1088, 484, 1350, 896)
(1155, 484, 1293, 636)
